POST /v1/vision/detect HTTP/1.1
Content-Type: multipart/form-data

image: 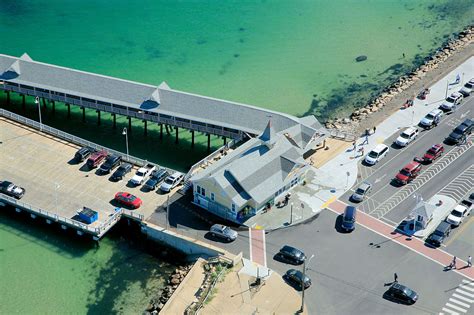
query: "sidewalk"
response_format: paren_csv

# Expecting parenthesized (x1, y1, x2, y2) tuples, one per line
(246, 56, 474, 231)
(200, 258, 308, 315)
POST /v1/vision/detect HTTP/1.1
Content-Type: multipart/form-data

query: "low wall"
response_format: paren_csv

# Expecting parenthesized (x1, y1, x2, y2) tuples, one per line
(142, 222, 225, 258)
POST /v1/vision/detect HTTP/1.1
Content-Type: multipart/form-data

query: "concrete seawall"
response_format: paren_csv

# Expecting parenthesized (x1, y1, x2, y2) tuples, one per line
(142, 222, 226, 259)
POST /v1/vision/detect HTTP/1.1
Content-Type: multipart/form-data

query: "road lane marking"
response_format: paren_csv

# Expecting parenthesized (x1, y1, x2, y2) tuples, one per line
(449, 298, 470, 308)
(453, 293, 474, 304)
(321, 196, 337, 209)
(462, 280, 474, 285)
(441, 308, 459, 315)
(456, 289, 474, 298)
(445, 303, 467, 313)
(461, 284, 474, 292)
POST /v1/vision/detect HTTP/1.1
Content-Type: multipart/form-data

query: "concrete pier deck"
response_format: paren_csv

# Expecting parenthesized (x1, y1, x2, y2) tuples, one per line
(0, 117, 179, 238)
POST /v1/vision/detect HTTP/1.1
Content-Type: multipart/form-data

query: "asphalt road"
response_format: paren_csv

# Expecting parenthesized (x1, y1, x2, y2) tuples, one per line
(343, 96, 474, 223)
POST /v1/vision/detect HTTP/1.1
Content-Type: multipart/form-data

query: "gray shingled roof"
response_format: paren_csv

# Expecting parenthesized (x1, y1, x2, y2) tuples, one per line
(0, 53, 325, 137)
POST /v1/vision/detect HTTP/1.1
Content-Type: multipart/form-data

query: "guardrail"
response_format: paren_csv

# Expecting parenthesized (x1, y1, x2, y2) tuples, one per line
(0, 108, 177, 175)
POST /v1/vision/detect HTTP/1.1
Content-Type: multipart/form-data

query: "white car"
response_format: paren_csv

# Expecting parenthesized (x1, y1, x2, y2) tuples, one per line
(446, 204, 470, 226)
(365, 144, 389, 165)
(130, 163, 156, 185)
(395, 127, 419, 147)
(459, 78, 474, 96)
(419, 109, 443, 129)
(160, 172, 184, 193)
(440, 92, 463, 111)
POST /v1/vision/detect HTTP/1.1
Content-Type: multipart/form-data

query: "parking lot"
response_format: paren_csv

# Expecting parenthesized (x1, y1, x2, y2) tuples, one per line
(0, 118, 180, 228)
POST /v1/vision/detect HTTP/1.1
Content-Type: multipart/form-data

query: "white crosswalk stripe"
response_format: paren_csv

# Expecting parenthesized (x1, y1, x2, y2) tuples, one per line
(440, 281, 474, 315)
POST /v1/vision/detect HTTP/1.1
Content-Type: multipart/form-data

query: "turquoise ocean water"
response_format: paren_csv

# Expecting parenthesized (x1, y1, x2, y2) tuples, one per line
(0, 0, 473, 313)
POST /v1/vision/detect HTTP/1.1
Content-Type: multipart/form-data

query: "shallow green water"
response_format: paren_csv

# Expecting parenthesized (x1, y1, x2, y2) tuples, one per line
(0, 1, 473, 313)
(0, 212, 175, 314)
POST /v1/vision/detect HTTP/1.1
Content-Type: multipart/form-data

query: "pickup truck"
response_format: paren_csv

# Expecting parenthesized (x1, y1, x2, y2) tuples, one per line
(460, 199, 473, 213)
(446, 203, 471, 226)
(130, 163, 156, 185)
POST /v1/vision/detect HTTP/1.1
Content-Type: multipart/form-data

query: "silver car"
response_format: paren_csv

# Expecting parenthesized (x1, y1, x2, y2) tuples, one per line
(351, 182, 372, 202)
(210, 224, 238, 242)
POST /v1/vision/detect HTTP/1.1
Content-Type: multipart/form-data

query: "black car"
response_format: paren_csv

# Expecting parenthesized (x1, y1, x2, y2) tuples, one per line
(426, 221, 451, 247)
(99, 155, 122, 174)
(385, 283, 418, 305)
(276, 246, 306, 265)
(111, 163, 132, 181)
(284, 269, 311, 290)
(74, 146, 94, 162)
(0, 181, 26, 199)
(144, 169, 169, 191)
(446, 119, 473, 144)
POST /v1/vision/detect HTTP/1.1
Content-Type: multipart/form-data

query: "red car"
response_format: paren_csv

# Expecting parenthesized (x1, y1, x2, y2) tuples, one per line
(114, 192, 142, 209)
(422, 144, 444, 163)
(86, 149, 108, 169)
(395, 161, 422, 185)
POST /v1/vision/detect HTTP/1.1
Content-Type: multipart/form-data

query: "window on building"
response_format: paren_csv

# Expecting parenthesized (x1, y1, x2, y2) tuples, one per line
(201, 188, 206, 196)
(197, 186, 201, 194)
(231, 203, 236, 212)
(211, 193, 215, 201)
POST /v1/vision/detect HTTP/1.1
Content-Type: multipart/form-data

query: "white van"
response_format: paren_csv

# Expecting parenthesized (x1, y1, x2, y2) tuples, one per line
(365, 144, 389, 165)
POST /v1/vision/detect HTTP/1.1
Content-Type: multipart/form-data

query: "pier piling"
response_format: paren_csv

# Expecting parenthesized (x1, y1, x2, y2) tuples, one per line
(81, 107, 85, 122)
(6, 91, 10, 105)
(42, 97, 47, 109)
(97, 110, 101, 125)
(66, 103, 71, 118)
(191, 130, 195, 148)
(143, 120, 147, 136)
(112, 113, 116, 128)
(165, 125, 170, 135)
(223, 137, 227, 145)
(22, 94, 25, 110)
(207, 134, 211, 152)
(175, 127, 179, 144)
(128, 117, 132, 132)
(160, 124, 163, 140)
(51, 101, 55, 115)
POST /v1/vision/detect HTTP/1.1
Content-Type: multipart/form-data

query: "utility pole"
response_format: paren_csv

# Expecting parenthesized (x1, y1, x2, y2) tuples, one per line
(299, 254, 315, 314)
(290, 203, 293, 225)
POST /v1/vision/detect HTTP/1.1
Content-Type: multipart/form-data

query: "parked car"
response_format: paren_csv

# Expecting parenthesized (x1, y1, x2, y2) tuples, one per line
(74, 146, 94, 162)
(86, 150, 108, 169)
(111, 163, 132, 181)
(144, 169, 169, 191)
(427, 221, 451, 247)
(419, 109, 443, 128)
(209, 224, 238, 242)
(276, 246, 306, 265)
(99, 155, 122, 174)
(114, 192, 142, 209)
(386, 283, 418, 305)
(364, 144, 389, 165)
(351, 182, 372, 202)
(394, 161, 422, 185)
(160, 172, 184, 193)
(440, 92, 463, 112)
(341, 206, 357, 232)
(421, 144, 444, 163)
(460, 199, 473, 213)
(446, 118, 473, 144)
(395, 127, 419, 147)
(446, 204, 471, 226)
(459, 78, 474, 96)
(284, 269, 312, 290)
(131, 163, 156, 186)
(0, 181, 25, 199)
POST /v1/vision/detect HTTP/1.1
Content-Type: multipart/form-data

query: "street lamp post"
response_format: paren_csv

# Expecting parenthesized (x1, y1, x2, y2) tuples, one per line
(122, 127, 129, 161)
(290, 203, 294, 225)
(35, 96, 42, 131)
(299, 254, 315, 313)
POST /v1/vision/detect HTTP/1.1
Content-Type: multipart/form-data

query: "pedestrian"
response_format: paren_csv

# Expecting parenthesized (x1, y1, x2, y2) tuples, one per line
(352, 141, 357, 152)
(394, 273, 398, 283)
(362, 134, 369, 145)
(402, 53, 405, 58)
(449, 256, 457, 269)
(373, 126, 376, 134)
(468, 255, 472, 268)
(359, 147, 365, 157)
